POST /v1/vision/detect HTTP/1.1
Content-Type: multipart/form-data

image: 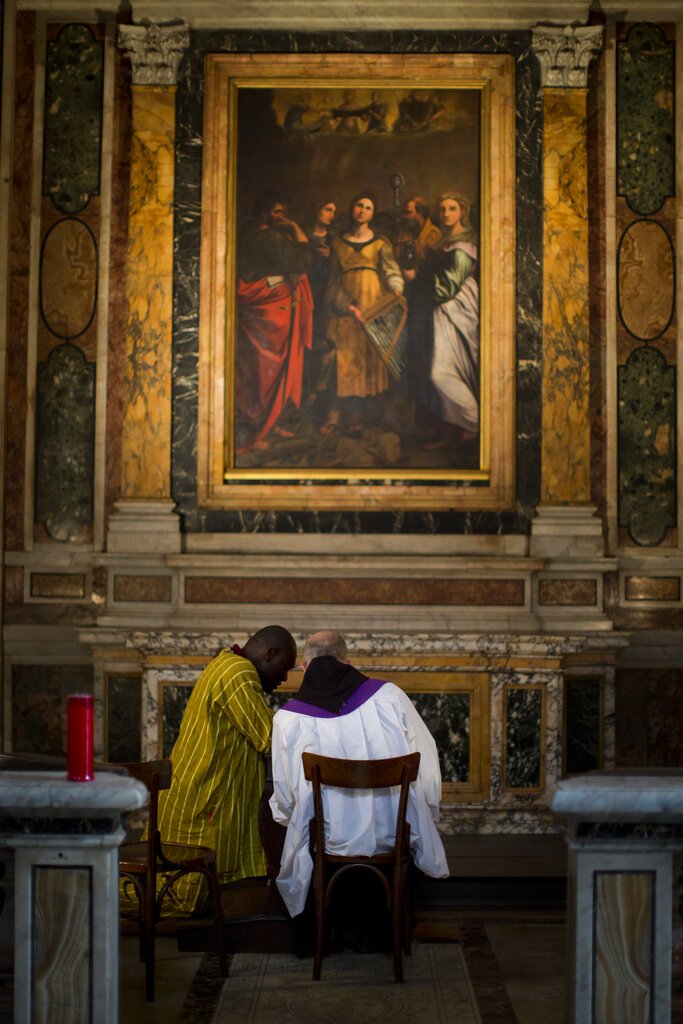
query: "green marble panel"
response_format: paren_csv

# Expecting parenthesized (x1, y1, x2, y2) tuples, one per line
(43, 23, 103, 213)
(35, 343, 95, 542)
(565, 677, 601, 775)
(505, 688, 541, 789)
(106, 675, 141, 762)
(161, 684, 193, 758)
(411, 692, 470, 784)
(11, 664, 93, 756)
(618, 346, 676, 546)
(617, 23, 674, 215)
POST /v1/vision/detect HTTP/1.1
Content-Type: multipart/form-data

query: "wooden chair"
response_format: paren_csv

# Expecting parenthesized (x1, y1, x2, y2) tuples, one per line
(117, 759, 227, 1000)
(302, 751, 421, 983)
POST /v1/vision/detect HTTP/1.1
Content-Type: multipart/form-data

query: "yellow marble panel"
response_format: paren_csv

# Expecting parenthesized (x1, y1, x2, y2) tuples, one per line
(619, 219, 674, 340)
(541, 89, 590, 504)
(121, 86, 176, 499)
(595, 871, 653, 1024)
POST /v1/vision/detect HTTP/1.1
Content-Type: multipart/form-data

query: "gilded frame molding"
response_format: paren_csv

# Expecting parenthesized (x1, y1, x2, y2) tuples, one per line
(198, 52, 516, 510)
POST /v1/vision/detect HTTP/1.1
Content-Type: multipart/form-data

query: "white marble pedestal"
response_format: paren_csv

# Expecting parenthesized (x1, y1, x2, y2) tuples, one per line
(0, 770, 147, 1024)
(550, 771, 683, 1024)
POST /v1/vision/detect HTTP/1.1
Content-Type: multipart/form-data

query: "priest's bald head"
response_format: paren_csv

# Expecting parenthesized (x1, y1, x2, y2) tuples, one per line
(302, 630, 348, 668)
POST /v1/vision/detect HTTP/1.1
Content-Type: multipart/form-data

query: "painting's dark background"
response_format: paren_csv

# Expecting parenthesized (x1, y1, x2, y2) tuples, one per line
(235, 86, 480, 233)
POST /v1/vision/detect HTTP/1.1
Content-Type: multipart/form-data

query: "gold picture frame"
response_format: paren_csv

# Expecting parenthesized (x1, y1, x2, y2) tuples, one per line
(198, 52, 515, 510)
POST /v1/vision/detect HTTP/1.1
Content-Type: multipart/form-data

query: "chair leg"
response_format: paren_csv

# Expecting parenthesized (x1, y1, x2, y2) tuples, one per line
(204, 865, 228, 977)
(144, 880, 157, 1000)
(403, 871, 413, 956)
(312, 884, 325, 981)
(392, 898, 403, 983)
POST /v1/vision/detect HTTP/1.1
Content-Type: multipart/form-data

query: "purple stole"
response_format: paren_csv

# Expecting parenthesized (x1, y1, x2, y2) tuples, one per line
(282, 678, 386, 718)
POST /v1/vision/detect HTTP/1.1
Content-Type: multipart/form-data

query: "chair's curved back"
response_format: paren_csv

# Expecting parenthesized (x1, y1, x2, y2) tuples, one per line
(117, 759, 172, 867)
(301, 751, 420, 857)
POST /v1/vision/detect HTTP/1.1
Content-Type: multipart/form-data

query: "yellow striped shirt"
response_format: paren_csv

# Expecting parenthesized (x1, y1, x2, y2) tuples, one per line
(156, 649, 273, 914)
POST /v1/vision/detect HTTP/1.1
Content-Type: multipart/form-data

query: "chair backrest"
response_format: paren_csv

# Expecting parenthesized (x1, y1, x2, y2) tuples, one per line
(301, 752, 420, 856)
(116, 759, 172, 849)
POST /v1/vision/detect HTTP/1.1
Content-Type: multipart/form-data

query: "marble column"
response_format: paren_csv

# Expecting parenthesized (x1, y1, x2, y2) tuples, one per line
(108, 23, 189, 554)
(530, 25, 605, 557)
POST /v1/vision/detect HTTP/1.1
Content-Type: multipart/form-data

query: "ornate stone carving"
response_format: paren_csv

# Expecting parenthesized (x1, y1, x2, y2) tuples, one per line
(531, 24, 603, 88)
(117, 22, 190, 86)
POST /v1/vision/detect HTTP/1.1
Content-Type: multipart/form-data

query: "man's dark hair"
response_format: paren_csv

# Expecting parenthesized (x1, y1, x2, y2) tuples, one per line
(409, 195, 430, 221)
(253, 189, 289, 224)
(248, 624, 296, 654)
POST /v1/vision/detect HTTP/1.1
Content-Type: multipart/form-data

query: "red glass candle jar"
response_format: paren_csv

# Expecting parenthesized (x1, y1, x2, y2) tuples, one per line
(67, 693, 94, 781)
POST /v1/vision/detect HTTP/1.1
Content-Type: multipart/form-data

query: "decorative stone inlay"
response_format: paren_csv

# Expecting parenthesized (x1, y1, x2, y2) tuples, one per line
(113, 574, 172, 603)
(624, 575, 680, 603)
(30, 573, 86, 599)
(117, 23, 190, 86)
(538, 579, 597, 606)
(565, 677, 601, 775)
(504, 686, 542, 789)
(35, 344, 95, 542)
(40, 218, 98, 341)
(531, 24, 603, 88)
(617, 23, 674, 216)
(618, 347, 676, 546)
(617, 219, 675, 342)
(183, 576, 526, 606)
(43, 24, 103, 213)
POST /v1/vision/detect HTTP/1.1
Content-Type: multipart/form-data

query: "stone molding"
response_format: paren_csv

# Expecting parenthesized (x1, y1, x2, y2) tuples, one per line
(531, 24, 603, 88)
(117, 22, 190, 86)
(106, 499, 182, 554)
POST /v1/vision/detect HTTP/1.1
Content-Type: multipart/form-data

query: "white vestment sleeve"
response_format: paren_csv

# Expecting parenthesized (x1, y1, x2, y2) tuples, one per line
(269, 713, 295, 826)
(396, 688, 443, 821)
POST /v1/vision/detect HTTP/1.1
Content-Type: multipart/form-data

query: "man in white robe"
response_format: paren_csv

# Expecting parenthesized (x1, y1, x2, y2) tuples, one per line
(269, 630, 449, 922)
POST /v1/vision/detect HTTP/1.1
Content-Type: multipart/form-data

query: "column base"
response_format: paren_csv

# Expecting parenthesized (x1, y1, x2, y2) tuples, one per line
(530, 505, 605, 558)
(107, 499, 181, 554)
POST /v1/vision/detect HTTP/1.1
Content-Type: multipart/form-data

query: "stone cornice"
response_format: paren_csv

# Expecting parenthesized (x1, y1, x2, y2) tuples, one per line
(531, 23, 603, 88)
(15, 0, 683, 24)
(117, 22, 190, 85)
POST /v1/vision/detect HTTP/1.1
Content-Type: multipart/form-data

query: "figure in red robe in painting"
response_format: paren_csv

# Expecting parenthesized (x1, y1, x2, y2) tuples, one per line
(236, 191, 315, 453)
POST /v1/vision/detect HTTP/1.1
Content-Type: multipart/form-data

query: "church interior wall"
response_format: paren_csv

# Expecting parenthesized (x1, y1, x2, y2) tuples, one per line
(1, 4, 682, 866)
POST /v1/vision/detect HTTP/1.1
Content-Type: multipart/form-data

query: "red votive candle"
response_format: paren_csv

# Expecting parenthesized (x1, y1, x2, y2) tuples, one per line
(67, 694, 94, 781)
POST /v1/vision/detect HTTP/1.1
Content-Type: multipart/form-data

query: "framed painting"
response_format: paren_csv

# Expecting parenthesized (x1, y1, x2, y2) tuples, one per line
(198, 52, 515, 510)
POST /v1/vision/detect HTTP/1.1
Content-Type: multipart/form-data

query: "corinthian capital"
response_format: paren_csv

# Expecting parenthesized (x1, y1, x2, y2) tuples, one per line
(118, 22, 190, 86)
(531, 24, 603, 88)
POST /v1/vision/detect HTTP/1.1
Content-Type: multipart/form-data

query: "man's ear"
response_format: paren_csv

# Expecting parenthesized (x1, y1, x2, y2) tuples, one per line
(264, 646, 276, 663)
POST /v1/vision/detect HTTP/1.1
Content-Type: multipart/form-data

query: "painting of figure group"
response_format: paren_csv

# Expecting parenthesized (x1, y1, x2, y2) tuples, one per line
(234, 184, 480, 471)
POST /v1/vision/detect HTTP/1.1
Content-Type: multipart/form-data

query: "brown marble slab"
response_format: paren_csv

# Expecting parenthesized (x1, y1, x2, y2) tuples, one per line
(113, 574, 172, 602)
(30, 573, 86, 599)
(624, 575, 680, 602)
(538, 579, 597, 606)
(184, 577, 525, 606)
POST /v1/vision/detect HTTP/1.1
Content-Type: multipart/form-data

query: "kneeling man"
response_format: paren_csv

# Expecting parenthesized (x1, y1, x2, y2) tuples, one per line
(269, 630, 449, 922)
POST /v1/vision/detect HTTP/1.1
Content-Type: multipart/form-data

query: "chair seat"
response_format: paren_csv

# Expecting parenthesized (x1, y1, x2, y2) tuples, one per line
(120, 840, 217, 871)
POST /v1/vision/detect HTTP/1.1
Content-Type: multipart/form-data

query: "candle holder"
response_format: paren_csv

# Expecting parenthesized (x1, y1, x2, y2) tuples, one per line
(67, 693, 94, 781)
